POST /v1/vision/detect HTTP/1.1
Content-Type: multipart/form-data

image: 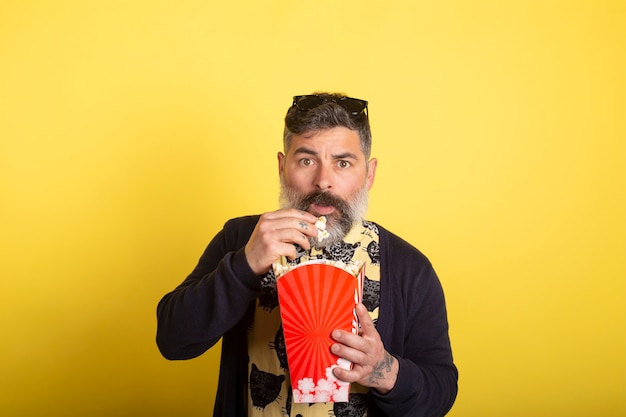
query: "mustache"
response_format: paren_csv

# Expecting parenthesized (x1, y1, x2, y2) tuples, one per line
(298, 191, 350, 213)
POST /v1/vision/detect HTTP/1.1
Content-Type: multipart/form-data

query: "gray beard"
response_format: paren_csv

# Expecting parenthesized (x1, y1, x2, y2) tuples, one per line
(279, 176, 369, 249)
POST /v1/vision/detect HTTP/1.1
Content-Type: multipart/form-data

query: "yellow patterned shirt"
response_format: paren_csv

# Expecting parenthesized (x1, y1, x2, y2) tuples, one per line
(247, 221, 381, 417)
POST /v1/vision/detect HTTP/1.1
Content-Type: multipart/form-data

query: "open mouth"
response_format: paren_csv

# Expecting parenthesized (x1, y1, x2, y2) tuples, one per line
(311, 204, 335, 216)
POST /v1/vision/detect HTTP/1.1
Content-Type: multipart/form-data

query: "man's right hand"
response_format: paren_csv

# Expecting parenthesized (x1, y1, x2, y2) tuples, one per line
(244, 209, 319, 275)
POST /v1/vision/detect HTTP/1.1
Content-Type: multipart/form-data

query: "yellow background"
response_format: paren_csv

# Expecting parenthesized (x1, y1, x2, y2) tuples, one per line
(1, 1, 624, 416)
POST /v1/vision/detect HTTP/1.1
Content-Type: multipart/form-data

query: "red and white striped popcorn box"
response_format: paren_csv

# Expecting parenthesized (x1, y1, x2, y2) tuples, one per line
(275, 260, 364, 403)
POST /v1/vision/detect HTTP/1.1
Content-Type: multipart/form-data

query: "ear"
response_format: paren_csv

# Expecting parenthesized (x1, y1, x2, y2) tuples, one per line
(277, 152, 285, 176)
(366, 157, 378, 190)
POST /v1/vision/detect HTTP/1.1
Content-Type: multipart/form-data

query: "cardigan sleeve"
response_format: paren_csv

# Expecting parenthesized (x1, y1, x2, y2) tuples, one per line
(156, 216, 261, 360)
(370, 227, 458, 416)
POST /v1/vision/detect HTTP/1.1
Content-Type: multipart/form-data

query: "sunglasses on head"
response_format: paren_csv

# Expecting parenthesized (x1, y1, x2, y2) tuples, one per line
(292, 95, 368, 116)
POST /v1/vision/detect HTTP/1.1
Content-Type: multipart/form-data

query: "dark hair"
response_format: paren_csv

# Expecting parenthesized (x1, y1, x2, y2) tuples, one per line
(283, 92, 372, 158)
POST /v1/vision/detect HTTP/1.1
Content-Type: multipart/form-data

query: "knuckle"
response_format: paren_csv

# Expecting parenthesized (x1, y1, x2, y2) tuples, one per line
(259, 212, 272, 222)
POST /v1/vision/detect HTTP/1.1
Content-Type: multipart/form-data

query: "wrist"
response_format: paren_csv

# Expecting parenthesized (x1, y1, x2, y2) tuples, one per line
(243, 244, 264, 275)
(373, 353, 399, 394)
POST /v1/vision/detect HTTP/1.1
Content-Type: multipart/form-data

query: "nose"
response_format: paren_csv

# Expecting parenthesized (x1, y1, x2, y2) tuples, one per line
(315, 163, 333, 191)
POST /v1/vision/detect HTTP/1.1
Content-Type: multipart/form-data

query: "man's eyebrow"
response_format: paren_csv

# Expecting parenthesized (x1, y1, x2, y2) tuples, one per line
(332, 152, 359, 160)
(293, 146, 318, 156)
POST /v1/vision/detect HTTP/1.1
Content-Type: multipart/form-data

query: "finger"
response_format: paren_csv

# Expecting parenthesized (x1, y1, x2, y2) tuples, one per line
(271, 228, 312, 251)
(294, 218, 320, 238)
(331, 330, 368, 357)
(294, 208, 318, 223)
(331, 362, 361, 384)
(276, 241, 301, 261)
(330, 304, 377, 349)
(257, 216, 314, 243)
(330, 341, 367, 376)
(355, 303, 377, 336)
(261, 210, 318, 238)
(265, 208, 317, 223)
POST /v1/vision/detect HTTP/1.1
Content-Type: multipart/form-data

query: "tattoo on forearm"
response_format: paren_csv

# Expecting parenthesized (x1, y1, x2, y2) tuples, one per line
(368, 352, 394, 385)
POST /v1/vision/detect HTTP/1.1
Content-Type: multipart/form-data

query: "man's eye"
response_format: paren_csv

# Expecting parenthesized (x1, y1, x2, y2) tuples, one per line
(300, 158, 313, 166)
(338, 160, 351, 168)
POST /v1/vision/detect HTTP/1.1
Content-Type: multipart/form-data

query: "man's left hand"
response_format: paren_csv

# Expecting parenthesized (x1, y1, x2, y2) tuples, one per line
(330, 303, 399, 394)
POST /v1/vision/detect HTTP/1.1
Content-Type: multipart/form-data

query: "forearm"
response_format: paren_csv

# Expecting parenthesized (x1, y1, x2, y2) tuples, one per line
(156, 248, 261, 360)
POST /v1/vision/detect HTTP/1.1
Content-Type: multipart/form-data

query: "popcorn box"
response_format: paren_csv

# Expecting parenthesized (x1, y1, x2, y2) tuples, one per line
(275, 260, 364, 403)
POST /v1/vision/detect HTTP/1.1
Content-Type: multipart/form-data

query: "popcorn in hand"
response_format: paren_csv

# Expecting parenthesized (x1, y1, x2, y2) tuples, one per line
(315, 216, 329, 242)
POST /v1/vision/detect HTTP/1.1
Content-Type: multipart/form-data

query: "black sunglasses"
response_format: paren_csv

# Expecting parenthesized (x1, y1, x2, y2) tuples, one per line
(292, 95, 368, 116)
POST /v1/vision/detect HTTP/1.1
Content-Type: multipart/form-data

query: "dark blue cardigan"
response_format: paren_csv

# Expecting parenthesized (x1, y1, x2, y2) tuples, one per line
(157, 215, 458, 416)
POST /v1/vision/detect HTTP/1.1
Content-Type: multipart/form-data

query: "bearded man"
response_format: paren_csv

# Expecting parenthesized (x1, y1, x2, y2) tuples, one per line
(156, 93, 458, 417)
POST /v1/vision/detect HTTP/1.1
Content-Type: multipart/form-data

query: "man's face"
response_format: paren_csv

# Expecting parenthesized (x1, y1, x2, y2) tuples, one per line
(278, 127, 377, 247)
